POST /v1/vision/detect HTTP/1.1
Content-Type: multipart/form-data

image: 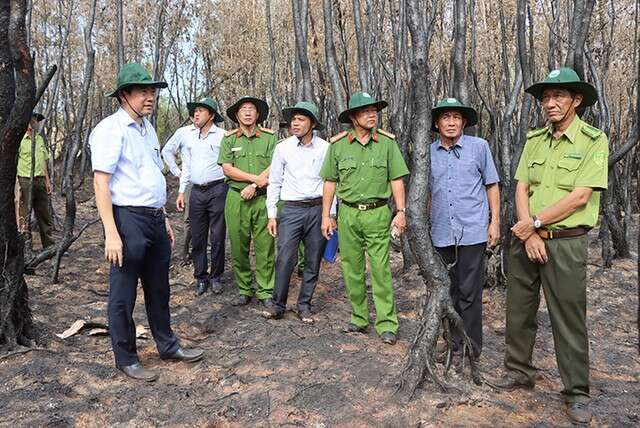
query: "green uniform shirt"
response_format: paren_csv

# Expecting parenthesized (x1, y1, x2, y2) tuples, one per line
(320, 128, 409, 203)
(514, 116, 608, 230)
(17, 134, 49, 178)
(217, 127, 277, 191)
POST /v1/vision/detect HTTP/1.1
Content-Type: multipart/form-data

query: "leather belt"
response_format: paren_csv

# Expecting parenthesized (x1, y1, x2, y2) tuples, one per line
(230, 186, 267, 197)
(122, 206, 165, 217)
(537, 227, 588, 240)
(193, 179, 225, 190)
(284, 197, 323, 207)
(342, 199, 387, 211)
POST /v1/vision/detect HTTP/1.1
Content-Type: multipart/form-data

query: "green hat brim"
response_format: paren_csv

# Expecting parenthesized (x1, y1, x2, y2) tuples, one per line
(338, 100, 388, 124)
(430, 106, 478, 132)
(525, 81, 598, 107)
(226, 96, 269, 124)
(106, 81, 168, 98)
(187, 102, 225, 123)
(281, 107, 325, 131)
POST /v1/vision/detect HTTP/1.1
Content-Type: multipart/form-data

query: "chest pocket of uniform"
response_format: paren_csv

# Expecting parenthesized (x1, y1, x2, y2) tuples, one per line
(527, 158, 546, 185)
(232, 148, 246, 159)
(371, 158, 388, 181)
(556, 158, 581, 190)
(338, 158, 357, 179)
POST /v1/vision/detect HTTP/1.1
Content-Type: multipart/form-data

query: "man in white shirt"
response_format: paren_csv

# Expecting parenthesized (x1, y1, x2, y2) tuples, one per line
(90, 63, 203, 382)
(176, 97, 227, 296)
(264, 101, 336, 323)
(161, 112, 196, 262)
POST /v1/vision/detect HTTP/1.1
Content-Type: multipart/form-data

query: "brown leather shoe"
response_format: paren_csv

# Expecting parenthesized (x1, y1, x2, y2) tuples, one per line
(566, 402, 592, 425)
(487, 374, 534, 391)
(117, 363, 158, 382)
(161, 347, 204, 363)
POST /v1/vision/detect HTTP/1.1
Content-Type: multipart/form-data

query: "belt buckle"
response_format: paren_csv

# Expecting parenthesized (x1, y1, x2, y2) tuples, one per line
(548, 230, 554, 239)
(357, 204, 367, 211)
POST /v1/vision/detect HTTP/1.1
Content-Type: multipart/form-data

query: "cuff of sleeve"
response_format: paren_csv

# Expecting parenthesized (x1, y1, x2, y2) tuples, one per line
(179, 184, 187, 193)
(267, 207, 277, 219)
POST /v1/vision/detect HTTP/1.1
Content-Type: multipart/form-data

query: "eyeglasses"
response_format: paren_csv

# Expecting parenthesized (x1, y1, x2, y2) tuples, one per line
(239, 106, 257, 113)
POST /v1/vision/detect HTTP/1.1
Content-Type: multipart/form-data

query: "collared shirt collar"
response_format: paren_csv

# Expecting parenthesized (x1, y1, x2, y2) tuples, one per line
(436, 134, 465, 151)
(192, 123, 222, 137)
(116, 107, 149, 134)
(296, 134, 317, 147)
(348, 128, 379, 145)
(548, 115, 582, 145)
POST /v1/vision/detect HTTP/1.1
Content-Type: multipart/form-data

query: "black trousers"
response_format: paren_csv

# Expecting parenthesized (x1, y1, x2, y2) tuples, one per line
(189, 182, 228, 281)
(272, 204, 326, 313)
(436, 242, 486, 357)
(109, 206, 179, 367)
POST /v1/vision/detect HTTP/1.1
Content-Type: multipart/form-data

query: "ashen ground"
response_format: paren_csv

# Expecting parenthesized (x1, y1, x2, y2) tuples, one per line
(0, 190, 638, 427)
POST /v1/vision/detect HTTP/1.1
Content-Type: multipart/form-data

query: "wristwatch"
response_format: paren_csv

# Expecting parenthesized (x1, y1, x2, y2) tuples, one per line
(397, 208, 406, 213)
(532, 216, 542, 229)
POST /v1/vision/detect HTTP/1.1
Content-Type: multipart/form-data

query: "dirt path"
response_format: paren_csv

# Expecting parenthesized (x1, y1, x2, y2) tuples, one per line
(1, 194, 639, 427)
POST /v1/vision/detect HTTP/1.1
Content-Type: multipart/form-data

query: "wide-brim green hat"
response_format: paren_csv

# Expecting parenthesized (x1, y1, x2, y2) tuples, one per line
(106, 63, 167, 97)
(282, 101, 325, 131)
(338, 92, 388, 124)
(187, 97, 224, 123)
(431, 98, 478, 132)
(525, 67, 598, 107)
(226, 96, 269, 124)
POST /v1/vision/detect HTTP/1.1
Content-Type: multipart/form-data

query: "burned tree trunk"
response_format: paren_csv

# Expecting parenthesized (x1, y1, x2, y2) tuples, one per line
(292, 0, 313, 101)
(352, 0, 370, 92)
(397, 0, 480, 400)
(322, 0, 346, 127)
(0, 0, 36, 350)
(450, 0, 468, 103)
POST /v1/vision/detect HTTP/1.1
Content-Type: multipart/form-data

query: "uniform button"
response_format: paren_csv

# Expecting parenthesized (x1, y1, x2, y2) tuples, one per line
(449, 204, 452, 206)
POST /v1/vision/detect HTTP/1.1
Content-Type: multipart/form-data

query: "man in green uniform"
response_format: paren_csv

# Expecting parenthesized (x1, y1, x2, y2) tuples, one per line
(218, 96, 277, 307)
(492, 68, 608, 425)
(17, 112, 55, 248)
(320, 92, 409, 345)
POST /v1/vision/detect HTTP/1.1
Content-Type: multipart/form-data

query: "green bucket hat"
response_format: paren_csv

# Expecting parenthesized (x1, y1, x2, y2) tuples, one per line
(431, 98, 478, 132)
(106, 63, 168, 97)
(226, 96, 269, 124)
(282, 101, 325, 131)
(338, 92, 388, 124)
(525, 67, 598, 107)
(187, 97, 224, 123)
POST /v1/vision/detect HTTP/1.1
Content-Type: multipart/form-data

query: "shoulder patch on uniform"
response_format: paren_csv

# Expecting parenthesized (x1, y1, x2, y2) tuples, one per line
(259, 127, 275, 135)
(581, 124, 603, 140)
(526, 127, 548, 139)
(330, 131, 348, 144)
(225, 128, 238, 137)
(377, 129, 395, 139)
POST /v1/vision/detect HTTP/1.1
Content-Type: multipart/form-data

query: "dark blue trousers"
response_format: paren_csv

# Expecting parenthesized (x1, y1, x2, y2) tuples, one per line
(272, 204, 326, 313)
(109, 206, 179, 367)
(188, 182, 227, 281)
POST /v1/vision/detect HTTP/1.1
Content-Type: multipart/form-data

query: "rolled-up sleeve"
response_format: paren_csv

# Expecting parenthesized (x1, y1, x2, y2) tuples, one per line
(89, 122, 122, 174)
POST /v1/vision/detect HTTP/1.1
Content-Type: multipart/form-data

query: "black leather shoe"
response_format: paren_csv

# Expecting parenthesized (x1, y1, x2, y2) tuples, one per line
(195, 280, 209, 296)
(117, 363, 158, 382)
(346, 323, 367, 333)
(488, 374, 534, 391)
(566, 402, 592, 425)
(161, 347, 204, 363)
(233, 295, 252, 306)
(380, 331, 397, 345)
(298, 309, 314, 324)
(210, 279, 223, 294)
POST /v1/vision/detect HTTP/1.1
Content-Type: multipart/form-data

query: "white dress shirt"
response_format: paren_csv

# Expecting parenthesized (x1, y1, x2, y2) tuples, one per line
(179, 125, 225, 193)
(267, 135, 336, 219)
(89, 108, 166, 208)
(161, 124, 196, 177)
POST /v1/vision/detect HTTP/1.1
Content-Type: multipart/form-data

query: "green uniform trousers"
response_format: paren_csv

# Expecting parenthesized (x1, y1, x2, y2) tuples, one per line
(18, 176, 55, 248)
(224, 189, 275, 299)
(505, 234, 589, 403)
(338, 204, 398, 334)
